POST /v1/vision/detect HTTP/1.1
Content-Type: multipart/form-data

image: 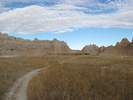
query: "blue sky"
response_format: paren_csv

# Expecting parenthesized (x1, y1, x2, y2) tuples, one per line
(0, 0, 133, 50)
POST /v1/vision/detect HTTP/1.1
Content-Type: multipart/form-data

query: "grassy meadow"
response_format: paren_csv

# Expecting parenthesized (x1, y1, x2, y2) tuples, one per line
(0, 56, 59, 99)
(0, 55, 133, 100)
(28, 56, 133, 100)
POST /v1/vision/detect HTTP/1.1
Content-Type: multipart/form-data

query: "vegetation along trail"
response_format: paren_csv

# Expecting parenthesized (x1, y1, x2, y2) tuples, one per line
(2, 56, 78, 100)
(3, 67, 47, 100)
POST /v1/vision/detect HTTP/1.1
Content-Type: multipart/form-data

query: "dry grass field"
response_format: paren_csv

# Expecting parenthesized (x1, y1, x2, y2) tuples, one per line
(28, 56, 133, 100)
(0, 56, 59, 99)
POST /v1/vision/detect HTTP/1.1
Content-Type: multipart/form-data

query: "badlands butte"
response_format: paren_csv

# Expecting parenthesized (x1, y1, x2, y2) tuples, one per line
(0, 32, 133, 56)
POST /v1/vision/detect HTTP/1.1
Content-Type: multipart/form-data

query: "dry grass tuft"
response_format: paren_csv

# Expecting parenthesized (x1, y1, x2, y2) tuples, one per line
(28, 56, 133, 100)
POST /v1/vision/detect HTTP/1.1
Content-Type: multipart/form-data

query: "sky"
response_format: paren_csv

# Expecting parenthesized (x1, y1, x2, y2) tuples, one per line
(0, 0, 133, 50)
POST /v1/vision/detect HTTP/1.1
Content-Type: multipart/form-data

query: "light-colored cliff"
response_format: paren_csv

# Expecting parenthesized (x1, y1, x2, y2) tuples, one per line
(0, 33, 71, 56)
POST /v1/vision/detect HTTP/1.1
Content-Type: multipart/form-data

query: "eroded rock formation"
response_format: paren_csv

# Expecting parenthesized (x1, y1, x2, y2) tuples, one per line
(101, 38, 133, 56)
(81, 44, 99, 55)
(81, 38, 133, 56)
(0, 33, 71, 56)
(115, 38, 131, 48)
(0, 32, 133, 56)
(81, 44, 106, 55)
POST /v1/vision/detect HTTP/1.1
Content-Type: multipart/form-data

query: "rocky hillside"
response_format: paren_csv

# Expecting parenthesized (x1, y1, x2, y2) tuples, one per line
(101, 38, 133, 56)
(0, 32, 133, 56)
(81, 44, 105, 55)
(0, 33, 71, 56)
(81, 38, 133, 56)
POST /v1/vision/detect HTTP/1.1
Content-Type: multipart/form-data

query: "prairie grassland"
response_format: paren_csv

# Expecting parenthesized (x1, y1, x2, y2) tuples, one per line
(28, 56, 133, 100)
(0, 56, 59, 99)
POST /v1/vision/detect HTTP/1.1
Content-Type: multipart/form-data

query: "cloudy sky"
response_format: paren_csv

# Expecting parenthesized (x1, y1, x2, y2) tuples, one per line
(0, 0, 133, 50)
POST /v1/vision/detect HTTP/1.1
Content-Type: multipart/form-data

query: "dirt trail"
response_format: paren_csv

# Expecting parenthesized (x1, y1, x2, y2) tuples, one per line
(2, 56, 78, 100)
(3, 67, 47, 100)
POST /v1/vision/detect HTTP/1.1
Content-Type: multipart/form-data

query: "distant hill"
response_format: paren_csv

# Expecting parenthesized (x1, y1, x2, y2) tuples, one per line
(0, 32, 133, 56)
(100, 38, 133, 56)
(81, 38, 133, 56)
(0, 32, 72, 56)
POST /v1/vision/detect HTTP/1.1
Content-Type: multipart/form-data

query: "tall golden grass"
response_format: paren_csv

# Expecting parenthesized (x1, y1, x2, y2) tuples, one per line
(0, 56, 58, 99)
(28, 56, 133, 100)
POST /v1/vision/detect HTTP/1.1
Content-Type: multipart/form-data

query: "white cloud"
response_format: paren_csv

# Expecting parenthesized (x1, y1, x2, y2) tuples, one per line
(1, 0, 133, 13)
(51, 4, 87, 10)
(64, 0, 133, 13)
(0, 0, 133, 34)
(0, 4, 9, 12)
(0, 0, 51, 3)
(54, 29, 74, 34)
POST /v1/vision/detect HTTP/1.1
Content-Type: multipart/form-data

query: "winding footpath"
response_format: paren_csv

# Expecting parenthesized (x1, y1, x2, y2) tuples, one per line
(3, 67, 47, 100)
